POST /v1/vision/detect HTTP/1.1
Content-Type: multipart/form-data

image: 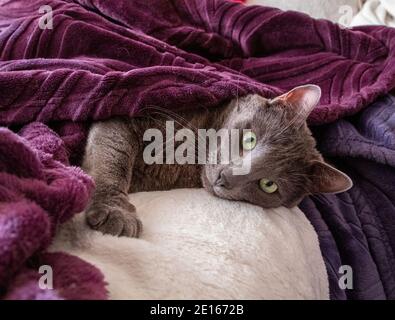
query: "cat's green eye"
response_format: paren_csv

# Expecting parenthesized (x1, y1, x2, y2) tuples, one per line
(242, 132, 257, 151)
(259, 179, 278, 193)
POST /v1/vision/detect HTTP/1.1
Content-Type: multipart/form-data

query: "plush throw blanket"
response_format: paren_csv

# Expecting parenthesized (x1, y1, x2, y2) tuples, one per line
(1, 0, 395, 127)
(51, 189, 329, 300)
(1, 0, 395, 299)
(352, 0, 395, 27)
(301, 95, 395, 300)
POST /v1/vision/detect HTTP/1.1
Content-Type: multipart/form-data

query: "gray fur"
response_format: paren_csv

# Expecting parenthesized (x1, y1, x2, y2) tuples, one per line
(82, 86, 352, 237)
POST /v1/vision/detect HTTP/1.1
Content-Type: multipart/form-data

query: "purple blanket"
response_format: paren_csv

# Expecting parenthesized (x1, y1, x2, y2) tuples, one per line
(0, 0, 395, 299)
(301, 95, 395, 300)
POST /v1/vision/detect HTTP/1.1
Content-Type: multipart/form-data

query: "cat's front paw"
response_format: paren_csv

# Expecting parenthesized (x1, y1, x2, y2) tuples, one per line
(86, 203, 142, 238)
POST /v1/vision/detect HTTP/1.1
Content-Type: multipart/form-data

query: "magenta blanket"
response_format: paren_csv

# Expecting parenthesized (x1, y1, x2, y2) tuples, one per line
(1, 0, 395, 299)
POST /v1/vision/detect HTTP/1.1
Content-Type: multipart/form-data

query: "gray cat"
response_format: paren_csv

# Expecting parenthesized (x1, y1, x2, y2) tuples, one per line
(82, 85, 352, 238)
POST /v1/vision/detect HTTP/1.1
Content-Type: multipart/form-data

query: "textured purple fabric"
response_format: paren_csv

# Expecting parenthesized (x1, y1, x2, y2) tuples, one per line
(0, 123, 107, 299)
(0, 0, 395, 299)
(1, 0, 395, 127)
(4, 252, 108, 300)
(301, 95, 395, 300)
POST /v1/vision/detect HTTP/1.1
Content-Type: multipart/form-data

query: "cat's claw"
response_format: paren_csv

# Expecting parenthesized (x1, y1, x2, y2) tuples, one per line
(86, 205, 142, 238)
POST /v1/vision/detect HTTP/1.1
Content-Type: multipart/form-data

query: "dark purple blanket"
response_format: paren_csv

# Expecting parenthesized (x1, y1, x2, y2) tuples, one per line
(301, 95, 395, 300)
(0, 0, 395, 299)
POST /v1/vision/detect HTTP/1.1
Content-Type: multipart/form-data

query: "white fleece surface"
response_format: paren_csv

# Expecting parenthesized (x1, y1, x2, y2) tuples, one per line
(247, 0, 361, 22)
(351, 0, 395, 27)
(51, 189, 329, 299)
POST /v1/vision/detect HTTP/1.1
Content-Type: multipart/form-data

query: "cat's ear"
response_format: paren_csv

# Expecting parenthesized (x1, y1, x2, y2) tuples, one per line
(309, 160, 353, 194)
(275, 85, 321, 119)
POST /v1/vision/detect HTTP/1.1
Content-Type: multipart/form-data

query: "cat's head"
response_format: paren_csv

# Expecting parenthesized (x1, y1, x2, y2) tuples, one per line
(201, 85, 352, 208)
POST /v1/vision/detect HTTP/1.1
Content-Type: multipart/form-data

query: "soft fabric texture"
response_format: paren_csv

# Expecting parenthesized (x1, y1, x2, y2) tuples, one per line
(0, 124, 107, 299)
(301, 95, 395, 300)
(51, 189, 329, 300)
(1, 0, 395, 299)
(1, 0, 395, 128)
(352, 0, 395, 27)
(248, 0, 362, 22)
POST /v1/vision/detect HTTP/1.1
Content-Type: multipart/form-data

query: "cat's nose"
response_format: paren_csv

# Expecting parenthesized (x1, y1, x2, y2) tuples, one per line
(215, 171, 231, 189)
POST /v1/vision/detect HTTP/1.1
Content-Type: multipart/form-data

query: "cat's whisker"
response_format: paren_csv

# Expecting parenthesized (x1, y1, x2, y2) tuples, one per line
(145, 105, 206, 133)
(147, 111, 204, 157)
(136, 113, 184, 160)
(143, 106, 212, 156)
(140, 110, 206, 159)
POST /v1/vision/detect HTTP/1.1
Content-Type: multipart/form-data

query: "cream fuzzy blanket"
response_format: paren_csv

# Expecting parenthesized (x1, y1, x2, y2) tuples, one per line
(247, 0, 361, 22)
(351, 0, 395, 27)
(51, 189, 329, 299)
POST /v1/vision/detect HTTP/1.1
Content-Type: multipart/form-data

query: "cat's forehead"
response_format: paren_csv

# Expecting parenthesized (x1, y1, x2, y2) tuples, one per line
(231, 95, 290, 131)
(228, 95, 266, 124)
(239, 94, 268, 106)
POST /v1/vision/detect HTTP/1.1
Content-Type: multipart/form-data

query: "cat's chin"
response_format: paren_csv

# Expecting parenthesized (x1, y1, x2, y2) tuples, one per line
(212, 186, 231, 200)
(201, 172, 214, 193)
(203, 180, 231, 201)
(201, 171, 225, 198)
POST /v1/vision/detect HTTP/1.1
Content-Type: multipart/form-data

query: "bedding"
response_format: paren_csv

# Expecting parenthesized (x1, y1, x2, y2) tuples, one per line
(247, 0, 362, 22)
(352, 0, 395, 27)
(50, 189, 329, 299)
(301, 95, 395, 300)
(1, 0, 395, 299)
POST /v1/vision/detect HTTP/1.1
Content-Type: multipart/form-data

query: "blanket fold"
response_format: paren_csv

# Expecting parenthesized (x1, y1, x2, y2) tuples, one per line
(1, 0, 395, 127)
(301, 95, 395, 300)
(352, 0, 395, 28)
(0, 0, 395, 299)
